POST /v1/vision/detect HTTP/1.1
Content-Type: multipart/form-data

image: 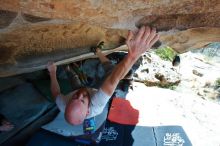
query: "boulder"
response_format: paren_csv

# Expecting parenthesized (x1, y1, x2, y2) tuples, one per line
(0, 1, 220, 76)
(0, 1, 219, 30)
(133, 52, 181, 87)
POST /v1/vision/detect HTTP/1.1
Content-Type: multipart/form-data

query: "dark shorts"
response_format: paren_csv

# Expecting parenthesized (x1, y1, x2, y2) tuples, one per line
(93, 61, 115, 88)
(102, 61, 115, 79)
(70, 61, 115, 90)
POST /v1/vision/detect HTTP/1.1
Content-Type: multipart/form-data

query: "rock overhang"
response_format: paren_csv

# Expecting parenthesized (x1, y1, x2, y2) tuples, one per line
(0, 0, 220, 77)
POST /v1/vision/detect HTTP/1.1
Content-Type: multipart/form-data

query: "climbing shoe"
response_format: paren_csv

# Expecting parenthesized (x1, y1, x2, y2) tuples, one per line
(91, 41, 104, 54)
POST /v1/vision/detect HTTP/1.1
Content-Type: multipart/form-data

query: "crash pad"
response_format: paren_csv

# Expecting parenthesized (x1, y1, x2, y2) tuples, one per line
(32, 79, 72, 102)
(0, 83, 53, 145)
(0, 77, 24, 92)
(98, 120, 155, 146)
(107, 97, 139, 125)
(42, 104, 109, 137)
(27, 129, 84, 146)
(154, 126, 192, 146)
(28, 104, 109, 146)
(99, 121, 192, 146)
(28, 120, 192, 146)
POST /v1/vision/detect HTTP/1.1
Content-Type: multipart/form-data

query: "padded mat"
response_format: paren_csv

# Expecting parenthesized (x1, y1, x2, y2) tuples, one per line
(108, 97, 139, 125)
(42, 104, 109, 136)
(154, 126, 192, 146)
(28, 120, 192, 146)
(32, 79, 72, 102)
(0, 83, 53, 144)
(27, 129, 85, 146)
(0, 77, 24, 92)
(99, 121, 192, 146)
(98, 120, 155, 146)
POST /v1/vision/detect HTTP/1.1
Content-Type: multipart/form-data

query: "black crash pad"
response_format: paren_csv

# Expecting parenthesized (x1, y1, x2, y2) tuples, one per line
(154, 126, 192, 146)
(98, 121, 155, 146)
(27, 120, 192, 146)
(99, 121, 192, 146)
(27, 129, 86, 146)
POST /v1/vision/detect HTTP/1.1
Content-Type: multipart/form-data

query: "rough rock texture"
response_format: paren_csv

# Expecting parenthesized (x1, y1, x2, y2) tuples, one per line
(133, 52, 181, 87)
(0, 22, 127, 77)
(0, 23, 126, 65)
(0, 1, 220, 76)
(1, 0, 219, 29)
(160, 27, 220, 53)
(176, 45, 220, 101)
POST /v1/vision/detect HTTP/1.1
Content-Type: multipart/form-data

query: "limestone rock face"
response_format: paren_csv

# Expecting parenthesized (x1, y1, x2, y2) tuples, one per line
(0, 1, 220, 76)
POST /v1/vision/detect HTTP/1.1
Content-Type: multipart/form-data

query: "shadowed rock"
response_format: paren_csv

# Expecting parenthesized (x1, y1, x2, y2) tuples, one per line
(0, 10, 17, 29)
(22, 13, 51, 23)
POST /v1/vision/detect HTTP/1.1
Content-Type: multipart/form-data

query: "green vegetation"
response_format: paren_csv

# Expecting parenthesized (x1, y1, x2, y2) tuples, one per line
(144, 81, 178, 90)
(155, 46, 176, 61)
(215, 78, 220, 87)
(158, 84, 177, 90)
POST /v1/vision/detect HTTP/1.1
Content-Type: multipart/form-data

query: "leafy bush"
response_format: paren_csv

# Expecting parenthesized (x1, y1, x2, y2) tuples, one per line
(155, 46, 176, 61)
